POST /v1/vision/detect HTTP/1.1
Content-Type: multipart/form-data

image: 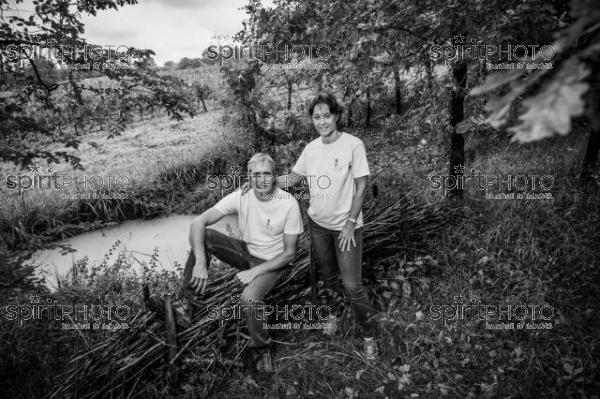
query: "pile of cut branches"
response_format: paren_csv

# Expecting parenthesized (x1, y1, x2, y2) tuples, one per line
(49, 195, 454, 398)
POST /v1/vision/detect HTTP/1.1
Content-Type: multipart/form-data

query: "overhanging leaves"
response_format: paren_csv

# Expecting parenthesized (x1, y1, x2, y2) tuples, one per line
(509, 59, 590, 143)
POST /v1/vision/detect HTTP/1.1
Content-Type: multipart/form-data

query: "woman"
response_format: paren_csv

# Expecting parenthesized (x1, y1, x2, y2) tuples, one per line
(247, 92, 377, 350)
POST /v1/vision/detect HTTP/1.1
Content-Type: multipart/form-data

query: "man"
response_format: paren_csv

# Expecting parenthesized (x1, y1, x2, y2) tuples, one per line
(184, 153, 303, 371)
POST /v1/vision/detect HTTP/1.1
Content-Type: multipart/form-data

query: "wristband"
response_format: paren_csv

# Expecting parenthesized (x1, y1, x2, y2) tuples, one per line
(348, 217, 357, 224)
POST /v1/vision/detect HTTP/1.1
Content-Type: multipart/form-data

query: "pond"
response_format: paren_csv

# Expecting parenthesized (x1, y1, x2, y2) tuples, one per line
(26, 214, 241, 290)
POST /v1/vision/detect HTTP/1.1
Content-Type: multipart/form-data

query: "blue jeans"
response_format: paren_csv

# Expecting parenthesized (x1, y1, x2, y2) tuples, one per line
(309, 218, 375, 335)
(183, 228, 281, 349)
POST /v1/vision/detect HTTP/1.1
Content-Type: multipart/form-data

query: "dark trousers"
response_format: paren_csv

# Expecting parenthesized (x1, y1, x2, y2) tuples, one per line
(309, 218, 376, 335)
(183, 228, 281, 349)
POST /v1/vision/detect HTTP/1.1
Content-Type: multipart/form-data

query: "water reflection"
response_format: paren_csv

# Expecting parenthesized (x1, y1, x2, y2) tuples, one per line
(26, 214, 240, 290)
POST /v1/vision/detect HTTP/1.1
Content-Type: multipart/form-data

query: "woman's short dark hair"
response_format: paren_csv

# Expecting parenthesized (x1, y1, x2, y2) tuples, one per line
(308, 92, 343, 117)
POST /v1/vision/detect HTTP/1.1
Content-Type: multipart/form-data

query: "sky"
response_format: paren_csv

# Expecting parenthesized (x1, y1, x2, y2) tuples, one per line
(9, 0, 274, 66)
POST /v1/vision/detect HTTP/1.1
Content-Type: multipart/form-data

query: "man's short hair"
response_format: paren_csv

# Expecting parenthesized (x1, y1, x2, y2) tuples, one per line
(308, 92, 344, 117)
(247, 153, 275, 174)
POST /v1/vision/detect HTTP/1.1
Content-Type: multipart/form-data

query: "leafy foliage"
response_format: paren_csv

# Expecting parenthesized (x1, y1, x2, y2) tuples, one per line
(0, 0, 196, 168)
(470, 0, 600, 143)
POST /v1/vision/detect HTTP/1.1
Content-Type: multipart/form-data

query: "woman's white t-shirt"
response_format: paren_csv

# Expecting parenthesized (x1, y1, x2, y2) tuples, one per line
(293, 132, 370, 231)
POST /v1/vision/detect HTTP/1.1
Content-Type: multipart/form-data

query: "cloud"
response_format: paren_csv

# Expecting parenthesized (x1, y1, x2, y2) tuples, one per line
(79, 0, 248, 65)
(13, 0, 273, 65)
(141, 0, 246, 10)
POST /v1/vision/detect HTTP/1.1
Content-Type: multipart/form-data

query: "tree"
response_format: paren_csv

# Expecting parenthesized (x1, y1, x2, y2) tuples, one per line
(193, 82, 210, 112)
(581, 63, 600, 183)
(237, 0, 591, 193)
(470, 0, 600, 182)
(0, 0, 196, 169)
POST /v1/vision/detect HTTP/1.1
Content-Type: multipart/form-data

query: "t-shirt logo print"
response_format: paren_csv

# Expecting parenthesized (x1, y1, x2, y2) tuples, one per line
(266, 218, 271, 231)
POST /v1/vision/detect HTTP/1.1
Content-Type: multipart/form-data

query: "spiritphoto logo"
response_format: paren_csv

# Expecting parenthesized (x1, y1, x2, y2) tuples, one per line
(206, 43, 331, 66)
(264, 61, 330, 72)
(2, 163, 131, 198)
(2, 37, 133, 64)
(207, 165, 248, 193)
(1, 294, 131, 330)
(429, 34, 555, 69)
(206, 295, 333, 327)
(429, 294, 555, 330)
(429, 165, 555, 199)
(207, 164, 332, 198)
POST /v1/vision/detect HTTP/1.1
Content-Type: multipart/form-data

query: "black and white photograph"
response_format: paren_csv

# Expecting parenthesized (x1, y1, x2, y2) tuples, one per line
(1, 0, 599, 397)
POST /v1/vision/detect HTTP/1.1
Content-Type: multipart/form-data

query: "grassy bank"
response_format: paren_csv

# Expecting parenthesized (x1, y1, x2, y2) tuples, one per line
(178, 193, 599, 399)
(0, 110, 253, 252)
(45, 188, 595, 399)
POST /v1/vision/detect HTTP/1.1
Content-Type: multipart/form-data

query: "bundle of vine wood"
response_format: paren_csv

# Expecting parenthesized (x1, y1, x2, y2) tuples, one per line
(49, 195, 453, 399)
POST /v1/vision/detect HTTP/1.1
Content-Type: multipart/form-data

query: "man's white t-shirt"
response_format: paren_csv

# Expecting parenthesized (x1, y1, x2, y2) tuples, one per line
(293, 132, 370, 230)
(213, 187, 304, 260)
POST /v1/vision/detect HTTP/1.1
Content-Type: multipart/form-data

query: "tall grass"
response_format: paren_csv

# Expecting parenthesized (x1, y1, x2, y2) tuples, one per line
(0, 242, 185, 399)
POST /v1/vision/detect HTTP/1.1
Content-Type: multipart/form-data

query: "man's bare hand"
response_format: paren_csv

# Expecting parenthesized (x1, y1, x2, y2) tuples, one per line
(235, 268, 258, 285)
(190, 256, 209, 294)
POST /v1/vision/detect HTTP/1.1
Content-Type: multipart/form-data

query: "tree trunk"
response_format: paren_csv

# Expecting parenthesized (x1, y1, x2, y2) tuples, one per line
(581, 69, 600, 184)
(365, 88, 371, 127)
(245, 106, 263, 151)
(448, 60, 467, 200)
(287, 80, 293, 110)
(342, 86, 351, 127)
(581, 127, 600, 183)
(346, 97, 354, 128)
(479, 60, 487, 80)
(394, 68, 403, 114)
(200, 95, 207, 112)
(425, 59, 434, 92)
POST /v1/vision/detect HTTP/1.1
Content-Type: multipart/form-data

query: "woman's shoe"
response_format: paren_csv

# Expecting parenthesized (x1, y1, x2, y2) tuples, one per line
(323, 314, 339, 337)
(363, 337, 378, 361)
(254, 347, 275, 372)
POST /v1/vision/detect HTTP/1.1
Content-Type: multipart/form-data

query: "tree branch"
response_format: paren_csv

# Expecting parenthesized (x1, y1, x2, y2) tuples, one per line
(27, 57, 58, 92)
